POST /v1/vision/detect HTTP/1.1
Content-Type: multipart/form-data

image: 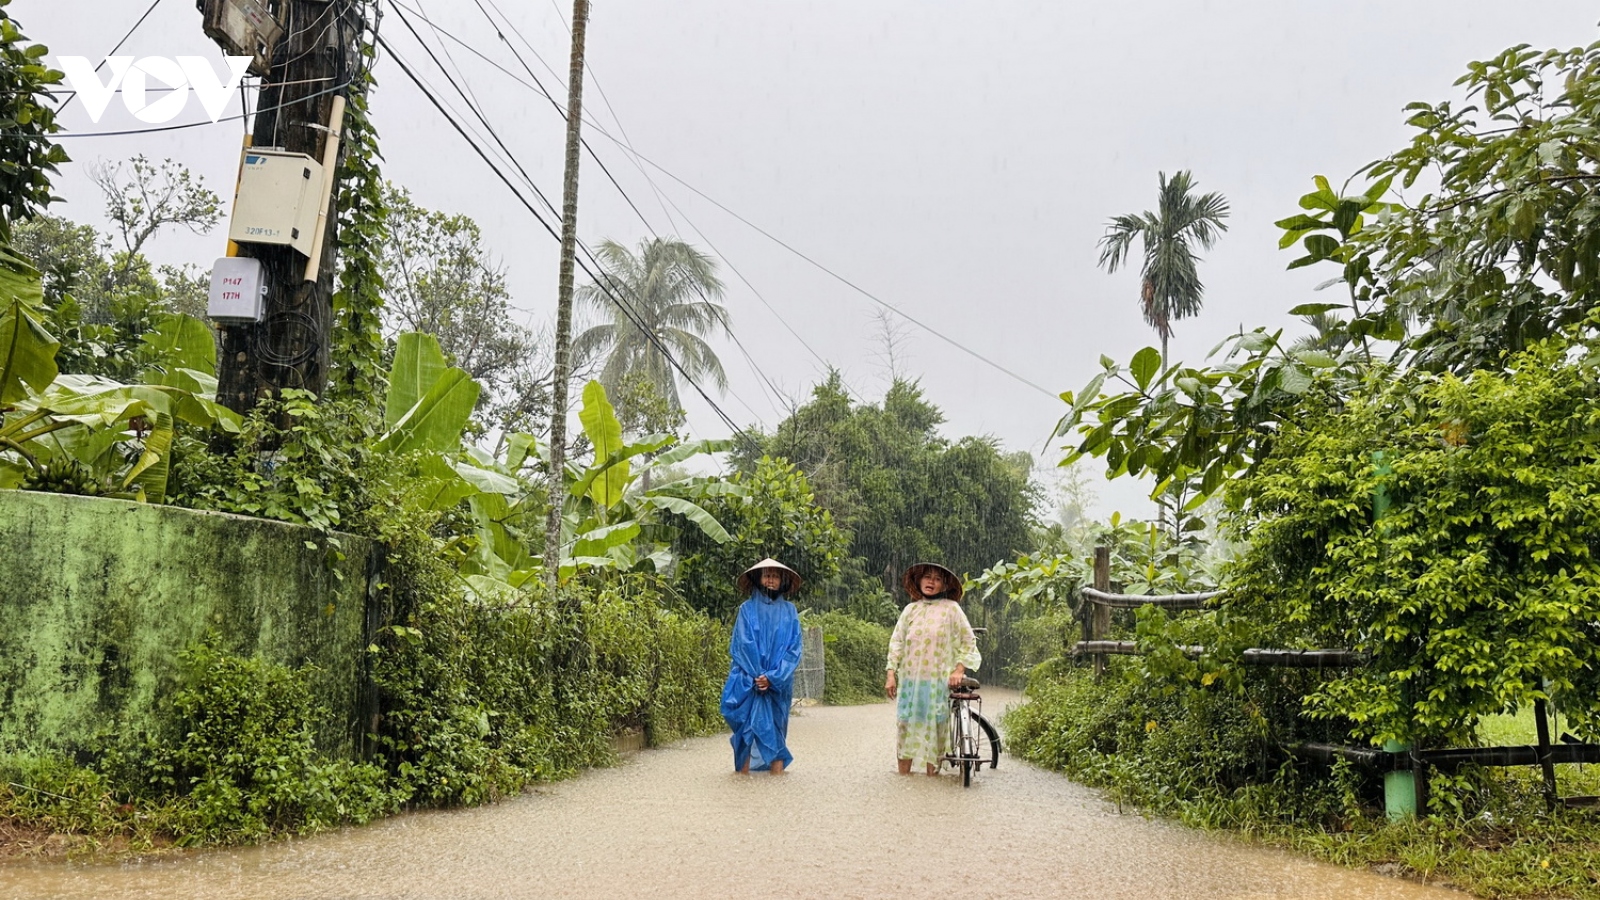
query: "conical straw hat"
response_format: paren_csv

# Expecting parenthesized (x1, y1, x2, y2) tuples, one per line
(903, 562, 964, 602)
(737, 558, 803, 595)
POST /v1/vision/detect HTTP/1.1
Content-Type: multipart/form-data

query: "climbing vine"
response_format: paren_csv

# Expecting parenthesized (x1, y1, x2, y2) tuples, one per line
(329, 41, 388, 403)
(0, 0, 66, 240)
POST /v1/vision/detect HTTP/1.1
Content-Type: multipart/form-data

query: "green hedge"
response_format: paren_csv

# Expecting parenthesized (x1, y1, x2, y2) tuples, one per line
(803, 610, 890, 705)
(0, 574, 729, 848)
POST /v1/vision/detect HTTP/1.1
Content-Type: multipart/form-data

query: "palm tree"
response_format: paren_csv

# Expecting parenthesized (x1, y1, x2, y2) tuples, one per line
(1097, 171, 1230, 366)
(572, 237, 731, 413)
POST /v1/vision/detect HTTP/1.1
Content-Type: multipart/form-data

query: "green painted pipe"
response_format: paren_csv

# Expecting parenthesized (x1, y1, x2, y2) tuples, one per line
(1383, 739, 1415, 820)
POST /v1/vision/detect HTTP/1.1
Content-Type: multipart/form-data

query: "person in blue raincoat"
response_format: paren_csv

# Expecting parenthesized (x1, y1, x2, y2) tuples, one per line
(721, 558, 804, 774)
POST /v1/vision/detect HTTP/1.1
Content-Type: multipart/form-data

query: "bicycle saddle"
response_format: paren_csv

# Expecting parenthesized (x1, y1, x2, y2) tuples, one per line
(950, 676, 981, 697)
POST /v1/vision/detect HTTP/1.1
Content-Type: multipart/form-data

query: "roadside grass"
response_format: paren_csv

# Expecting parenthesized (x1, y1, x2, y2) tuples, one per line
(1007, 668, 1600, 899)
(1275, 775, 1600, 900)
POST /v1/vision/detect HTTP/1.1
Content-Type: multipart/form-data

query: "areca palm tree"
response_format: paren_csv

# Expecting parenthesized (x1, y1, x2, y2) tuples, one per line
(573, 237, 731, 415)
(1097, 171, 1230, 366)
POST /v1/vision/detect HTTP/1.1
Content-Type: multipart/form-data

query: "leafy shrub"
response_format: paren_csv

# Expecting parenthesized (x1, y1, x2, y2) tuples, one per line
(1005, 661, 1357, 829)
(674, 455, 847, 620)
(140, 644, 395, 844)
(371, 573, 728, 804)
(803, 610, 890, 705)
(0, 643, 395, 847)
(1223, 336, 1600, 747)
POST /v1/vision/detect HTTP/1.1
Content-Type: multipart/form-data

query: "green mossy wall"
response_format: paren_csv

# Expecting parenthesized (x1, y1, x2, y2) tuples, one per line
(0, 491, 375, 756)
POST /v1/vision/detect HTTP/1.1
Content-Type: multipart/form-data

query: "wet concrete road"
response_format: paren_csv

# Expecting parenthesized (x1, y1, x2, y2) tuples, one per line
(0, 691, 1466, 899)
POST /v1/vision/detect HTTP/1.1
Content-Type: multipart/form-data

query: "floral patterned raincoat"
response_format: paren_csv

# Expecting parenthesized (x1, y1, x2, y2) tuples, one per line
(886, 598, 980, 767)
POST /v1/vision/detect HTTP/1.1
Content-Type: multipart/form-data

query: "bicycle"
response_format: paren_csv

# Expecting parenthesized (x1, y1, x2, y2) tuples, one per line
(942, 675, 1001, 787)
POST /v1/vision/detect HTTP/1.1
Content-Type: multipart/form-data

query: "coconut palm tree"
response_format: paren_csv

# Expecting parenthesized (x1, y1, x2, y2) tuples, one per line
(1096, 171, 1230, 367)
(572, 237, 731, 414)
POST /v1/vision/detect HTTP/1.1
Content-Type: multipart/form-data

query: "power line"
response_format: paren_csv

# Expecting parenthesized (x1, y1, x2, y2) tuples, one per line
(500, 0, 681, 235)
(388, 2, 561, 222)
(388, 2, 781, 430)
(378, 35, 763, 451)
(448, 1, 788, 423)
(622, 155, 1060, 400)
(52, 0, 166, 111)
(389, 0, 836, 409)
(370, 0, 1052, 401)
(451, 0, 661, 236)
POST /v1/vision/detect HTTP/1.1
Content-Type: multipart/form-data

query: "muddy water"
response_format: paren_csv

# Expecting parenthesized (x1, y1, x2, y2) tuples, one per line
(1, 691, 1465, 899)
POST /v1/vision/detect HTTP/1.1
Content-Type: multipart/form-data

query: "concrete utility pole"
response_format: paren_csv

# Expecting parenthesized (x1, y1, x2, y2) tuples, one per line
(544, 0, 590, 590)
(215, 0, 363, 412)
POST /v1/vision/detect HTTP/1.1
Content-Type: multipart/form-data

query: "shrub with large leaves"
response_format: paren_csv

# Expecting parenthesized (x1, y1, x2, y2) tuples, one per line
(1, 245, 239, 500)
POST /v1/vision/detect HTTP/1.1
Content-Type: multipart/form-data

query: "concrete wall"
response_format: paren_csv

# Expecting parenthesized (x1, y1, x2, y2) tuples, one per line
(0, 491, 376, 756)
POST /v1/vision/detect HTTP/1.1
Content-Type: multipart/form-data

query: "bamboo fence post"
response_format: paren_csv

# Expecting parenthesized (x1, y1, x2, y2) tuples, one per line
(1092, 546, 1110, 678)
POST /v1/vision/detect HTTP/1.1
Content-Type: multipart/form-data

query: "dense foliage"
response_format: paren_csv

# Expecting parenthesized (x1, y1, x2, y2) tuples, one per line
(1001, 40, 1600, 897)
(802, 610, 891, 705)
(1223, 335, 1600, 747)
(743, 375, 1035, 602)
(0, 0, 65, 240)
(674, 455, 847, 619)
(0, 644, 394, 847)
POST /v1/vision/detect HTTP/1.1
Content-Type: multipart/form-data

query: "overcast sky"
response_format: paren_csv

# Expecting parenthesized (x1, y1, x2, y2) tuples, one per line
(25, 1, 1600, 517)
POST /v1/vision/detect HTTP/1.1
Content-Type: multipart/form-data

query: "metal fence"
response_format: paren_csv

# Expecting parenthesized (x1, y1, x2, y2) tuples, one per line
(794, 625, 825, 701)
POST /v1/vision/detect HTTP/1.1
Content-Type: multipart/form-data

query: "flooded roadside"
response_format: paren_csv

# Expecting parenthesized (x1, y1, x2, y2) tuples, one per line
(0, 692, 1466, 899)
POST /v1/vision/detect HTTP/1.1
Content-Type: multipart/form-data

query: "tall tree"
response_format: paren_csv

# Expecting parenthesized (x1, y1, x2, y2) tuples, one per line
(376, 183, 532, 391)
(743, 375, 1036, 602)
(1097, 170, 1229, 366)
(572, 237, 731, 413)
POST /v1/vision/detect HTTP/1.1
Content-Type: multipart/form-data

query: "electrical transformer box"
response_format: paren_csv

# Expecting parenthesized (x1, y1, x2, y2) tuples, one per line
(208, 256, 266, 322)
(228, 149, 323, 257)
(198, 0, 285, 77)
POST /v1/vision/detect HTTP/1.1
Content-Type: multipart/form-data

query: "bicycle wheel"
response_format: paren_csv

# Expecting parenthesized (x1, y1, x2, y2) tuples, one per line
(971, 711, 1001, 771)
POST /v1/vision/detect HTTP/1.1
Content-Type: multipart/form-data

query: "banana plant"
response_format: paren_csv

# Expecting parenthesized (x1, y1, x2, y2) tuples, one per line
(1, 244, 240, 500)
(554, 381, 739, 581)
(374, 336, 739, 593)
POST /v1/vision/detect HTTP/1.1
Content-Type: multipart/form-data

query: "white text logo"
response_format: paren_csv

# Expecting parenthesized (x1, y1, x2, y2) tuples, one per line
(57, 56, 252, 125)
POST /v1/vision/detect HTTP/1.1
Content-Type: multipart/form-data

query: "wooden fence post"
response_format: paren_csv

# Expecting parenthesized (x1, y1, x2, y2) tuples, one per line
(1092, 545, 1110, 678)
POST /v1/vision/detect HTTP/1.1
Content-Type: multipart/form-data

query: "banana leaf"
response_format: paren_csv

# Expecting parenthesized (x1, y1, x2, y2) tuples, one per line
(375, 367, 480, 455)
(638, 494, 731, 543)
(0, 300, 59, 405)
(140, 313, 216, 378)
(384, 332, 451, 430)
(578, 381, 627, 507)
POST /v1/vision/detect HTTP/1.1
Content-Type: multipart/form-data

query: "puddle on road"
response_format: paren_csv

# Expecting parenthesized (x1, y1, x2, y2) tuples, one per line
(0, 694, 1467, 900)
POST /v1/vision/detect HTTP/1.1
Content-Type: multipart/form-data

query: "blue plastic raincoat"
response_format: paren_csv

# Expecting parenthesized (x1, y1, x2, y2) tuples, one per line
(720, 592, 803, 771)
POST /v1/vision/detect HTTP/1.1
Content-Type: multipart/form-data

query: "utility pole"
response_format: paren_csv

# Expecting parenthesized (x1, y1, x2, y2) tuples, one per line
(544, 0, 590, 590)
(214, 0, 363, 412)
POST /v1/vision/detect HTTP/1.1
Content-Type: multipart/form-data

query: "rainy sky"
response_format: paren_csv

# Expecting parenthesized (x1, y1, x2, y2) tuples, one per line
(24, 1, 1600, 517)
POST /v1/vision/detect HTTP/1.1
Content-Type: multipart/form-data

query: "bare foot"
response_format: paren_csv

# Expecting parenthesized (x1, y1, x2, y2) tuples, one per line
(897, 758, 913, 775)
(925, 764, 938, 776)
(770, 760, 786, 775)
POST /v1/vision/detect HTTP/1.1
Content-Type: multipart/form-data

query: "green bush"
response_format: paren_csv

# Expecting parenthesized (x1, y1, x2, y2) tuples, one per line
(0, 643, 395, 848)
(803, 610, 890, 705)
(371, 573, 729, 805)
(1006, 660, 1600, 898)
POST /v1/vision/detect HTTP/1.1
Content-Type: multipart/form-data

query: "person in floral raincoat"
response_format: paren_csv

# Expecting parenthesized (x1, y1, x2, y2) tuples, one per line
(884, 562, 980, 775)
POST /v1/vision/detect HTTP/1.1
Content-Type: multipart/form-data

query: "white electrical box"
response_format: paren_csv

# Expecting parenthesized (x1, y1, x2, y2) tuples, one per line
(208, 256, 267, 322)
(227, 149, 323, 257)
